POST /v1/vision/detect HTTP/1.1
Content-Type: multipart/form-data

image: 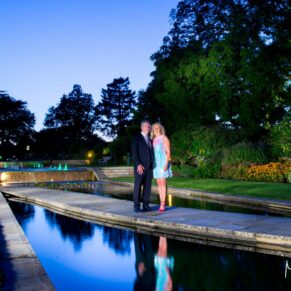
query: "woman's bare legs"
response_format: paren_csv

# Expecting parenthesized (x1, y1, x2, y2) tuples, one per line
(157, 236, 167, 257)
(157, 178, 167, 211)
(157, 237, 173, 291)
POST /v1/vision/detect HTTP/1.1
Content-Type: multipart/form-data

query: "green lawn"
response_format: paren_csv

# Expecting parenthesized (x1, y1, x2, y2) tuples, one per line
(111, 176, 291, 201)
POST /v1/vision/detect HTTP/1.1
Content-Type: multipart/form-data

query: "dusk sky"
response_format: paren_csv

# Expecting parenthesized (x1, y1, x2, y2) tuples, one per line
(0, 0, 180, 131)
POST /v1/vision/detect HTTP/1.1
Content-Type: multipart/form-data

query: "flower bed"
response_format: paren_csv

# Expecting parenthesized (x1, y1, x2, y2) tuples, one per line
(246, 162, 291, 183)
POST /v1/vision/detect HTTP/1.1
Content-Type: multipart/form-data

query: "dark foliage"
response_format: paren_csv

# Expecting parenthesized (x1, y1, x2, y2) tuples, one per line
(0, 91, 35, 159)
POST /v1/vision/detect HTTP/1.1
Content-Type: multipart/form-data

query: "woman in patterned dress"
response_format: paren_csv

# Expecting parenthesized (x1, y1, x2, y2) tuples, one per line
(151, 123, 172, 212)
(154, 236, 174, 290)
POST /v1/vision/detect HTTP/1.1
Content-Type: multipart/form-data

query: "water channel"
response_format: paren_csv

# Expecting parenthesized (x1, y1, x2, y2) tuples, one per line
(8, 199, 291, 290)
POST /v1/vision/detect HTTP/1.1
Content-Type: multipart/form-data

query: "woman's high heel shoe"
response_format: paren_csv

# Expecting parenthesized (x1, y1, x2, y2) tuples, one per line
(159, 202, 165, 212)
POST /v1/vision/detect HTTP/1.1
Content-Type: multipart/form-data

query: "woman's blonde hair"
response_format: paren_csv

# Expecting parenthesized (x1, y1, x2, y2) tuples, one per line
(150, 122, 166, 139)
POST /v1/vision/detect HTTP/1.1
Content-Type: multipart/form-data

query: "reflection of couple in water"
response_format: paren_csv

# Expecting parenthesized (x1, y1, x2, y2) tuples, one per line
(154, 237, 174, 291)
(134, 234, 174, 291)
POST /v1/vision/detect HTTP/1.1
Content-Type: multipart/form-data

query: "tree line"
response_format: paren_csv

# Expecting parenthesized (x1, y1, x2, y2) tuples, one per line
(0, 78, 136, 161)
(1, 0, 290, 166)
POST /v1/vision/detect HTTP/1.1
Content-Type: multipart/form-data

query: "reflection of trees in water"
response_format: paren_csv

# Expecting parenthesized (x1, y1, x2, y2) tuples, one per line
(8, 201, 35, 230)
(169, 239, 291, 290)
(44, 210, 94, 252)
(43, 209, 133, 255)
(102, 226, 134, 255)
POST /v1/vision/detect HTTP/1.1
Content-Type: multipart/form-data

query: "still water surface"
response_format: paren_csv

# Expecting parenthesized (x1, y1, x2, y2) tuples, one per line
(9, 200, 291, 290)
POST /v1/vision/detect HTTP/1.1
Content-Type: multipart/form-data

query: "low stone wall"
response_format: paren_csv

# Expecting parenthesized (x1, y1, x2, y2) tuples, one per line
(0, 169, 94, 183)
(0, 165, 133, 183)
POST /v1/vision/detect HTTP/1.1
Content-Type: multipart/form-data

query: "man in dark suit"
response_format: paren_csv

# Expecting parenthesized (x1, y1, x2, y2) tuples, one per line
(131, 120, 154, 212)
(133, 233, 156, 290)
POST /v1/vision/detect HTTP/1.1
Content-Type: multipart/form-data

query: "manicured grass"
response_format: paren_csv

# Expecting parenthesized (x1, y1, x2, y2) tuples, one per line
(111, 176, 291, 201)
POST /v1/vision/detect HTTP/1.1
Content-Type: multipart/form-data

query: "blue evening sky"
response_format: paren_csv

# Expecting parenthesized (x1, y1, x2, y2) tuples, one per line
(0, 0, 179, 131)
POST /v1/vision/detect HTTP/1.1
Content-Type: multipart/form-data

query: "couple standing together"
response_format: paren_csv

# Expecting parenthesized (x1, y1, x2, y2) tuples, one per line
(131, 120, 172, 213)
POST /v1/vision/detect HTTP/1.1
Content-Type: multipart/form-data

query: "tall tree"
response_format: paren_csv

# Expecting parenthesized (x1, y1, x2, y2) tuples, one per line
(148, 0, 290, 138)
(96, 77, 136, 137)
(151, 43, 210, 133)
(0, 91, 35, 157)
(152, 0, 290, 63)
(44, 85, 97, 141)
(133, 81, 166, 126)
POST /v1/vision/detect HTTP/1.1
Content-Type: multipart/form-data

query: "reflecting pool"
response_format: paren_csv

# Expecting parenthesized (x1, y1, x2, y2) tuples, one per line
(9, 200, 291, 290)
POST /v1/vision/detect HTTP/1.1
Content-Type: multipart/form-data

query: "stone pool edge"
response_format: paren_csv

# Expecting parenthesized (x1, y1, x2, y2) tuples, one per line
(0, 193, 55, 290)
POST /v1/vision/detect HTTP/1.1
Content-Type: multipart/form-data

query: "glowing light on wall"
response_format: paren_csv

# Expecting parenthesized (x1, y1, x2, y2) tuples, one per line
(168, 194, 172, 207)
(0, 173, 8, 182)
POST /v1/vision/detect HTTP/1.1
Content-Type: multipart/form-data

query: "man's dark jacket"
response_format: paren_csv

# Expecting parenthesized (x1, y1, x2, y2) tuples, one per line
(131, 133, 154, 209)
(131, 133, 154, 170)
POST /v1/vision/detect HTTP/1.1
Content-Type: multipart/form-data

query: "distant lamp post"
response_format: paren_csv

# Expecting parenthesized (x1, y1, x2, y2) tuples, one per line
(87, 151, 94, 165)
(26, 145, 30, 161)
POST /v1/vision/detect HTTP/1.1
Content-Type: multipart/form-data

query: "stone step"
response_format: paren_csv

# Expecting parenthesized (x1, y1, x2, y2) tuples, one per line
(99, 166, 133, 177)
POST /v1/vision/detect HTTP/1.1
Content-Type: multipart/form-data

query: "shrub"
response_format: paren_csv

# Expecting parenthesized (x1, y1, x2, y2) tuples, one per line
(221, 142, 268, 165)
(171, 125, 235, 166)
(287, 171, 291, 184)
(171, 129, 194, 165)
(219, 164, 248, 180)
(172, 164, 196, 177)
(269, 115, 291, 158)
(188, 126, 231, 166)
(192, 163, 221, 178)
(219, 142, 268, 180)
